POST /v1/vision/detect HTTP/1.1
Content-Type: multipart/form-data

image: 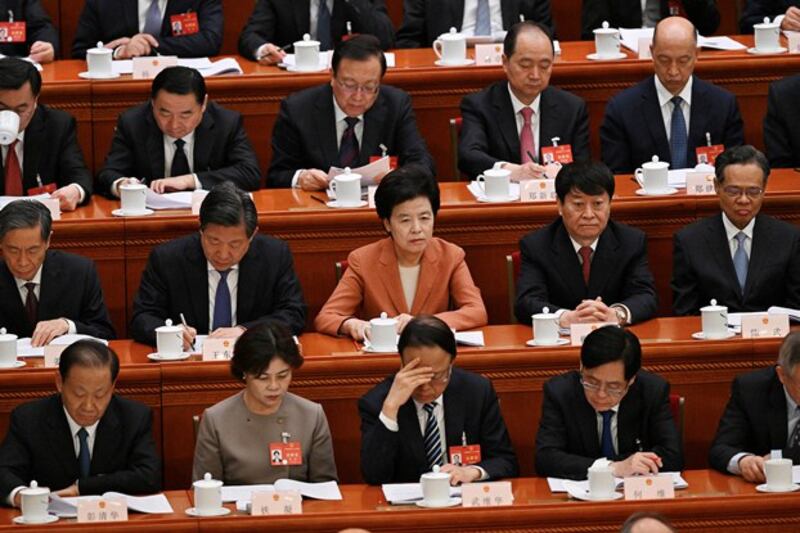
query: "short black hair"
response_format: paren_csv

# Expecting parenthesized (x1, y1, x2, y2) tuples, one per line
(0, 57, 41, 96)
(199, 182, 258, 237)
(581, 326, 641, 380)
(504, 20, 555, 57)
(230, 323, 303, 380)
(151, 66, 206, 104)
(332, 34, 387, 78)
(59, 340, 120, 382)
(0, 200, 51, 241)
(714, 145, 770, 186)
(620, 511, 676, 533)
(398, 315, 457, 361)
(374, 164, 440, 221)
(555, 160, 615, 202)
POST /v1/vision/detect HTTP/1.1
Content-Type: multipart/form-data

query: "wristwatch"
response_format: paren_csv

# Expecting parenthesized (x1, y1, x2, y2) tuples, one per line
(613, 305, 629, 325)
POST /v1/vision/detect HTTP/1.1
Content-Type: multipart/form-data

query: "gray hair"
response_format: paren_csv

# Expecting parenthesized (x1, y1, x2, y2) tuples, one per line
(778, 332, 800, 372)
(0, 200, 52, 241)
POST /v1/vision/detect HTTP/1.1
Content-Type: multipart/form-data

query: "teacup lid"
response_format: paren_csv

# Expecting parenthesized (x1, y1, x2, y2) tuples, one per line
(90, 41, 111, 53)
(533, 306, 556, 319)
(700, 298, 727, 312)
(119, 180, 145, 190)
(156, 318, 182, 333)
(439, 27, 463, 40)
(421, 464, 451, 480)
(337, 167, 361, 181)
(21, 480, 49, 496)
(0, 327, 17, 341)
(594, 21, 618, 34)
(194, 472, 223, 489)
(754, 16, 778, 28)
(588, 458, 612, 471)
(643, 155, 669, 169)
(295, 33, 320, 47)
(371, 311, 397, 326)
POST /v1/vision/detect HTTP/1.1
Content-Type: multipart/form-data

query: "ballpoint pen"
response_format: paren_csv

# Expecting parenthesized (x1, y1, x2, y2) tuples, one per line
(179, 312, 196, 352)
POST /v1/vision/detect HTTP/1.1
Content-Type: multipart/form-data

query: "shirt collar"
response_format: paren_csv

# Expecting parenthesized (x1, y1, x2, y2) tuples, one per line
(721, 212, 755, 242)
(569, 235, 599, 255)
(784, 387, 799, 415)
(654, 75, 693, 108)
(507, 83, 541, 117)
(413, 393, 444, 412)
(14, 263, 43, 290)
(164, 130, 195, 146)
(332, 95, 364, 124)
(63, 406, 100, 439)
(206, 261, 240, 274)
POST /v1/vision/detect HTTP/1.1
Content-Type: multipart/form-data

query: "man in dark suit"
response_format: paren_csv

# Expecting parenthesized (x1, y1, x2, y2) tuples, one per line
(360, 315, 518, 485)
(98, 66, 260, 197)
(581, 0, 719, 40)
(396, 0, 554, 48)
(514, 161, 657, 326)
(239, 0, 395, 64)
(536, 326, 682, 479)
(764, 74, 800, 168)
(459, 21, 589, 180)
(0, 58, 92, 211)
(600, 17, 743, 173)
(0, 1, 58, 62)
(672, 146, 800, 315)
(709, 332, 800, 483)
(131, 182, 306, 348)
(267, 35, 434, 190)
(72, 0, 222, 59)
(0, 201, 115, 346)
(740, 0, 800, 33)
(0, 340, 160, 505)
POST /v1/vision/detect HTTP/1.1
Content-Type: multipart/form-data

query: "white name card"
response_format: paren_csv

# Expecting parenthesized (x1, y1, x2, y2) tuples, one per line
(133, 55, 178, 79)
(787, 31, 800, 53)
(685, 171, 716, 195)
(201, 338, 235, 361)
(43, 344, 67, 368)
(637, 37, 652, 59)
(77, 498, 128, 523)
(623, 475, 674, 501)
(741, 313, 790, 339)
(570, 322, 617, 346)
(37, 198, 61, 220)
(191, 189, 209, 215)
(251, 490, 302, 516)
(474, 43, 503, 66)
(462, 481, 513, 507)
(520, 179, 556, 202)
(367, 185, 377, 208)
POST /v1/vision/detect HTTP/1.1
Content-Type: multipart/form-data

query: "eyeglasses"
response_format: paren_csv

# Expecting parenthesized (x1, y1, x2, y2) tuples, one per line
(722, 186, 764, 199)
(335, 78, 380, 95)
(431, 365, 453, 384)
(580, 373, 629, 398)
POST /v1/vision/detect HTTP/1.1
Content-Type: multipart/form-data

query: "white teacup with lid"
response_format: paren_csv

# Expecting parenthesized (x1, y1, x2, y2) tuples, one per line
(433, 27, 467, 64)
(328, 167, 362, 207)
(369, 312, 397, 351)
(86, 41, 113, 77)
(593, 21, 621, 58)
(0, 327, 18, 368)
(294, 33, 321, 71)
(0, 110, 20, 146)
(420, 465, 451, 507)
(587, 461, 615, 498)
(700, 299, 728, 339)
(635, 155, 670, 194)
(119, 181, 147, 213)
(193, 473, 223, 516)
(765, 450, 794, 491)
(19, 480, 51, 524)
(754, 17, 781, 52)
(476, 167, 511, 199)
(532, 307, 559, 345)
(155, 319, 184, 358)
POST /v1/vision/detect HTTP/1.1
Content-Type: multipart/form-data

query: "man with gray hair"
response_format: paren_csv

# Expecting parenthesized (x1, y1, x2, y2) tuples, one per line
(709, 332, 800, 483)
(0, 200, 115, 345)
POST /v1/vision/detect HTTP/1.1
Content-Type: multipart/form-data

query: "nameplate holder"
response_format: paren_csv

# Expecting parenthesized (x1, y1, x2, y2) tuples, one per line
(462, 482, 513, 507)
(638, 37, 652, 59)
(787, 31, 800, 53)
(685, 171, 716, 195)
(201, 338, 235, 361)
(191, 189, 209, 215)
(474, 44, 503, 66)
(43, 344, 67, 368)
(36, 198, 61, 221)
(77, 498, 128, 523)
(251, 490, 302, 516)
(367, 185, 377, 208)
(741, 313, 789, 339)
(570, 322, 617, 346)
(520, 179, 556, 202)
(623, 475, 674, 501)
(133, 56, 178, 79)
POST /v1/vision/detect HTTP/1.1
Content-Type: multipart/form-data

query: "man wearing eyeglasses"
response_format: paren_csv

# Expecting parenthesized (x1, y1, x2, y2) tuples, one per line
(535, 326, 682, 480)
(267, 34, 435, 190)
(671, 145, 800, 315)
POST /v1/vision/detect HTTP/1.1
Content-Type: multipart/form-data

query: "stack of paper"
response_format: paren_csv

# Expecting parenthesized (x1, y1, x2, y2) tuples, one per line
(221, 480, 342, 502)
(768, 306, 800, 322)
(326, 157, 391, 199)
(547, 472, 688, 493)
(17, 335, 109, 357)
(279, 52, 396, 70)
(49, 493, 173, 517)
(455, 331, 485, 347)
(619, 28, 745, 53)
(144, 189, 194, 210)
(381, 483, 462, 504)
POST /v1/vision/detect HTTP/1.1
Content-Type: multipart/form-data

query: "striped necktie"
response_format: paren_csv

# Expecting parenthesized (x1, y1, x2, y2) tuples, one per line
(423, 402, 444, 470)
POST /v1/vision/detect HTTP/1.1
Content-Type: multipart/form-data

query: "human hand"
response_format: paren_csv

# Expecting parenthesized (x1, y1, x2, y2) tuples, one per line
(181, 325, 197, 352)
(116, 33, 159, 58)
(51, 185, 81, 211)
(298, 169, 329, 191)
(209, 326, 245, 339)
(738, 454, 768, 484)
(31, 319, 70, 347)
(29, 41, 54, 63)
(611, 452, 662, 477)
(150, 175, 195, 193)
(54, 484, 79, 497)
(342, 318, 370, 341)
(440, 464, 481, 485)
(380, 358, 434, 420)
(395, 313, 414, 334)
(257, 43, 287, 65)
(781, 7, 800, 31)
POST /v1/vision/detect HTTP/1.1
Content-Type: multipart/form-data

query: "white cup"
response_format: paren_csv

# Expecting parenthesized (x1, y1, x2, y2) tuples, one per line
(532, 307, 559, 345)
(587, 463, 615, 498)
(20, 481, 50, 523)
(119, 182, 147, 213)
(593, 21, 621, 58)
(294, 33, 321, 71)
(635, 155, 670, 193)
(369, 312, 397, 350)
(328, 170, 362, 206)
(433, 27, 467, 64)
(420, 467, 451, 507)
(0, 327, 18, 368)
(754, 18, 780, 51)
(765, 458, 793, 490)
(155, 319, 184, 358)
(193, 473, 223, 515)
(476, 168, 511, 199)
(700, 299, 728, 339)
(86, 41, 113, 77)
(0, 110, 20, 146)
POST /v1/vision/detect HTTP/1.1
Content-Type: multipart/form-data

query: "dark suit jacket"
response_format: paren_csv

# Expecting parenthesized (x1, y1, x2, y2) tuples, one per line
(396, 0, 554, 48)
(97, 101, 261, 195)
(267, 84, 435, 188)
(0, 0, 58, 57)
(0, 394, 161, 502)
(458, 82, 590, 178)
(535, 370, 683, 479)
(71, 0, 222, 59)
(514, 219, 658, 325)
(238, 0, 395, 58)
(0, 250, 115, 340)
(764, 74, 800, 168)
(741, 0, 800, 33)
(671, 214, 800, 315)
(131, 233, 306, 345)
(0, 105, 92, 200)
(359, 367, 519, 484)
(581, 0, 720, 40)
(709, 366, 793, 473)
(600, 75, 744, 173)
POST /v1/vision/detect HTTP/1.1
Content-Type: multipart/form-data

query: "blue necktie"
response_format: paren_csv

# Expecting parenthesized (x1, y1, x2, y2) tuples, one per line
(143, 0, 162, 36)
(423, 402, 444, 470)
(212, 270, 232, 330)
(338, 117, 360, 168)
(733, 232, 748, 292)
(77, 427, 90, 479)
(317, 0, 333, 51)
(600, 410, 614, 459)
(669, 96, 688, 169)
(475, 0, 491, 36)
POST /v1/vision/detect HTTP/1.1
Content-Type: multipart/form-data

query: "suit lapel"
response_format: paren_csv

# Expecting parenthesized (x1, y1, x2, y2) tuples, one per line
(616, 379, 642, 456)
(398, 399, 427, 469)
(45, 398, 80, 483)
(769, 373, 789, 448)
(359, 92, 386, 164)
(538, 88, 558, 161)
(450, 0, 465, 30)
(744, 215, 769, 298)
(37, 252, 60, 324)
(409, 240, 440, 315)
(587, 225, 620, 296)
(687, 77, 707, 162)
(22, 107, 44, 191)
(572, 375, 602, 457)
(145, 111, 165, 179)
(91, 399, 121, 475)
(315, 88, 340, 167)
(294, 0, 311, 38)
(640, 78, 670, 161)
(185, 236, 210, 332)
(123, 0, 139, 36)
(704, 215, 742, 299)
(443, 371, 466, 449)
(500, 0, 516, 29)
(193, 111, 214, 175)
(0, 262, 26, 335)
(552, 222, 587, 301)
(378, 239, 409, 313)
(494, 84, 521, 164)
(235, 240, 258, 326)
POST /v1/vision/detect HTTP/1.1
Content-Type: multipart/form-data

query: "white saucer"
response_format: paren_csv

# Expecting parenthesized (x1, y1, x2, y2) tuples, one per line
(78, 71, 121, 80)
(185, 507, 231, 517)
(526, 338, 569, 347)
(434, 59, 475, 67)
(571, 491, 623, 502)
(756, 483, 800, 493)
(112, 208, 154, 217)
(747, 46, 787, 55)
(147, 352, 191, 362)
(363, 344, 398, 353)
(13, 514, 59, 524)
(476, 195, 518, 203)
(326, 200, 368, 209)
(691, 330, 736, 340)
(635, 187, 678, 196)
(415, 497, 462, 508)
(586, 52, 627, 61)
(286, 65, 328, 73)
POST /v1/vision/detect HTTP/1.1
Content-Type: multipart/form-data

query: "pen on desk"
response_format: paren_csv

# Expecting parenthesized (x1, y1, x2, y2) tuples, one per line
(278, 43, 294, 52)
(179, 312, 196, 351)
(310, 194, 327, 205)
(35, 174, 43, 189)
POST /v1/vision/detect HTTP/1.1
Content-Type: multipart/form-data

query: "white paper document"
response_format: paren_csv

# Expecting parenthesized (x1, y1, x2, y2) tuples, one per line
(196, 57, 243, 77)
(0, 194, 51, 211)
(50, 493, 173, 517)
(326, 156, 391, 197)
(381, 483, 462, 504)
(17, 335, 109, 357)
(113, 57, 216, 76)
(620, 28, 745, 53)
(768, 306, 800, 322)
(548, 472, 688, 493)
(455, 331, 485, 347)
(280, 51, 395, 70)
(221, 480, 342, 503)
(145, 189, 194, 210)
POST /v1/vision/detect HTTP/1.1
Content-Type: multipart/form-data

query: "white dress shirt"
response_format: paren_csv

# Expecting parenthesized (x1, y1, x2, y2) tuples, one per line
(14, 264, 77, 335)
(398, 264, 420, 311)
(721, 212, 755, 259)
(460, 0, 503, 36)
(138, 0, 168, 33)
(207, 262, 239, 328)
(654, 75, 692, 144)
(2, 130, 85, 201)
(640, 0, 661, 28)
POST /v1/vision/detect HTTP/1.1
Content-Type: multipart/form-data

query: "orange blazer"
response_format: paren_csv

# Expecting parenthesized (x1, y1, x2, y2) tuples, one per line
(314, 237, 488, 335)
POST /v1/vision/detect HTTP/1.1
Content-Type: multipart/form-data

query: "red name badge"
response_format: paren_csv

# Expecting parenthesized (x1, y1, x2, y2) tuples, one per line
(269, 442, 303, 466)
(27, 182, 57, 196)
(540, 145, 573, 165)
(170, 12, 199, 37)
(696, 144, 724, 166)
(370, 155, 398, 170)
(449, 445, 481, 466)
(0, 22, 26, 44)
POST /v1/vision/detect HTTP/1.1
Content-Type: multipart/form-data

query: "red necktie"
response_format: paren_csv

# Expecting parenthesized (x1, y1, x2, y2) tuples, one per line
(579, 246, 592, 285)
(519, 107, 536, 163)
(4, 140, 21, 196)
